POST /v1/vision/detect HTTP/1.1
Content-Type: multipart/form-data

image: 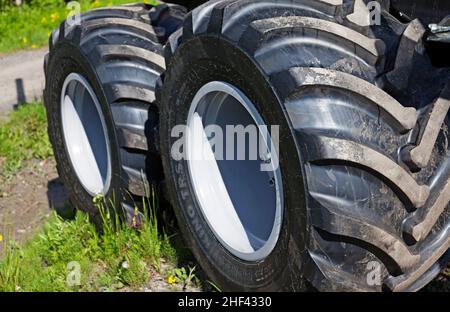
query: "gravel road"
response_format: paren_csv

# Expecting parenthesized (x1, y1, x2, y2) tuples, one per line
(0, 48, 47, 119)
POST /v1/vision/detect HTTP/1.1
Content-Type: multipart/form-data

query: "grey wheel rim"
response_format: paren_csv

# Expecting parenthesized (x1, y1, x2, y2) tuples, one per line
(186, 81, 283, 261)
(61, 73, 112, 196)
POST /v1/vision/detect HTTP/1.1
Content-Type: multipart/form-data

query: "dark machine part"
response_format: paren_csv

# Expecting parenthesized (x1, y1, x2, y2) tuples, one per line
(428, 15, 450, 43)
(170, 0, 205, 10)
(390, 0, 450, 25)
(386, 0, 450, 67)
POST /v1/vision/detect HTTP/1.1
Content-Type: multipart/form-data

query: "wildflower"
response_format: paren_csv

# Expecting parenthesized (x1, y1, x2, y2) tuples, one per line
(0, 233, 3, 242)
(168, 275, 176, 284)
(50, 12, 59, 23)
(22, 37, 28, 44)
(31, 44, 38, 49)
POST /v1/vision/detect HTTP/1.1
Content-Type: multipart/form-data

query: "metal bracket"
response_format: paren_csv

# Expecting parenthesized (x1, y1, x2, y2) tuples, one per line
(428, 15, 450, 43)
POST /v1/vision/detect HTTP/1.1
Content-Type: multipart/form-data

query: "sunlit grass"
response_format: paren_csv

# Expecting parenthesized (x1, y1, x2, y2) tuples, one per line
(0, 103, 52, 177)
(0, 101, 201, 292)
(0, 0, 159, 53)
(0, 197, 195, 292)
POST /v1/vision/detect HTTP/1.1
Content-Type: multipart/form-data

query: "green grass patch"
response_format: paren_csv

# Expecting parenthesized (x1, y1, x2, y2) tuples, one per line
(0, 198, 198, 292)
(0, 0, 158, 53)
(0, 103, 52, 177)
(0, 101, 201, 292)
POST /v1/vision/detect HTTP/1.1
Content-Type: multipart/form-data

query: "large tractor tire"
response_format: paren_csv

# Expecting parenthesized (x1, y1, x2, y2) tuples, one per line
(44, 3, 186, 223)
(159, 0, 450, 291)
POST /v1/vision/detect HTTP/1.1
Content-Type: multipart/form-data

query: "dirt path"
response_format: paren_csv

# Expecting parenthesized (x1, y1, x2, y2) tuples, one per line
(0, 48, 48, 120)
(0, 158, 67, 245)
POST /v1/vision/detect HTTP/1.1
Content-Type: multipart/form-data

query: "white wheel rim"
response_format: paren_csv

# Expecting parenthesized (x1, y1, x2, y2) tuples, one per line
(186, 81, 283, 261)
(61, 73, 112, 196)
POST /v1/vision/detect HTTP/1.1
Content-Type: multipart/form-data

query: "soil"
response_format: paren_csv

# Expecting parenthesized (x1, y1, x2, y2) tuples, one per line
(0, 158, 65, 246)
(0, 157, 203, 292)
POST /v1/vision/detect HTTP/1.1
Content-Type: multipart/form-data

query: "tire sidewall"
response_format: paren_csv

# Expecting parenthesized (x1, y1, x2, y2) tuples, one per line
(45, 42, 123, 221)
(161, 36, 309, 291)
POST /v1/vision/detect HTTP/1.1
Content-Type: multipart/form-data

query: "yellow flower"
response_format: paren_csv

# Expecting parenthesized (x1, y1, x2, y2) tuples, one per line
(168, 275, 176, 284)
(0, 233, 3, 242)
(50, 12, 59, 23)
(92, 0, 101, 8)
(22, 37, 28, 44)
(31, 44, 38, 49)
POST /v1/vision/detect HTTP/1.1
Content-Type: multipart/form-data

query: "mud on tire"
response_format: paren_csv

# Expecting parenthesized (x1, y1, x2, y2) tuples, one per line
(44, 3, 186, 223)
(160, 0, 450, 291)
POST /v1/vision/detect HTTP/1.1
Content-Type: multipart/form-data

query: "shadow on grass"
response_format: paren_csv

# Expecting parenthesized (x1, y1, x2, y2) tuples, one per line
(47, 178, 75, 220)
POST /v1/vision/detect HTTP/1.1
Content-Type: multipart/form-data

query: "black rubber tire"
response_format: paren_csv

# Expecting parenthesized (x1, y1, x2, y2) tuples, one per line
(160, 0, 450, 291)
(44, 3, 186, 223)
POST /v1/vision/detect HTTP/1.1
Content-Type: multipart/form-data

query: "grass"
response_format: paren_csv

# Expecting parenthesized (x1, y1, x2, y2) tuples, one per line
(0, 102, 200, 292)
(0, 103, 53, 177)
(0, 0, 158, 53)
(0, 197, 199, 292)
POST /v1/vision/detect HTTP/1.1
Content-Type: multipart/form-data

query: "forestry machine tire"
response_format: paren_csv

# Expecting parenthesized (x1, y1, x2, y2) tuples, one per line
(159, 0, 450, 291)
(44, 2, 186, 224)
